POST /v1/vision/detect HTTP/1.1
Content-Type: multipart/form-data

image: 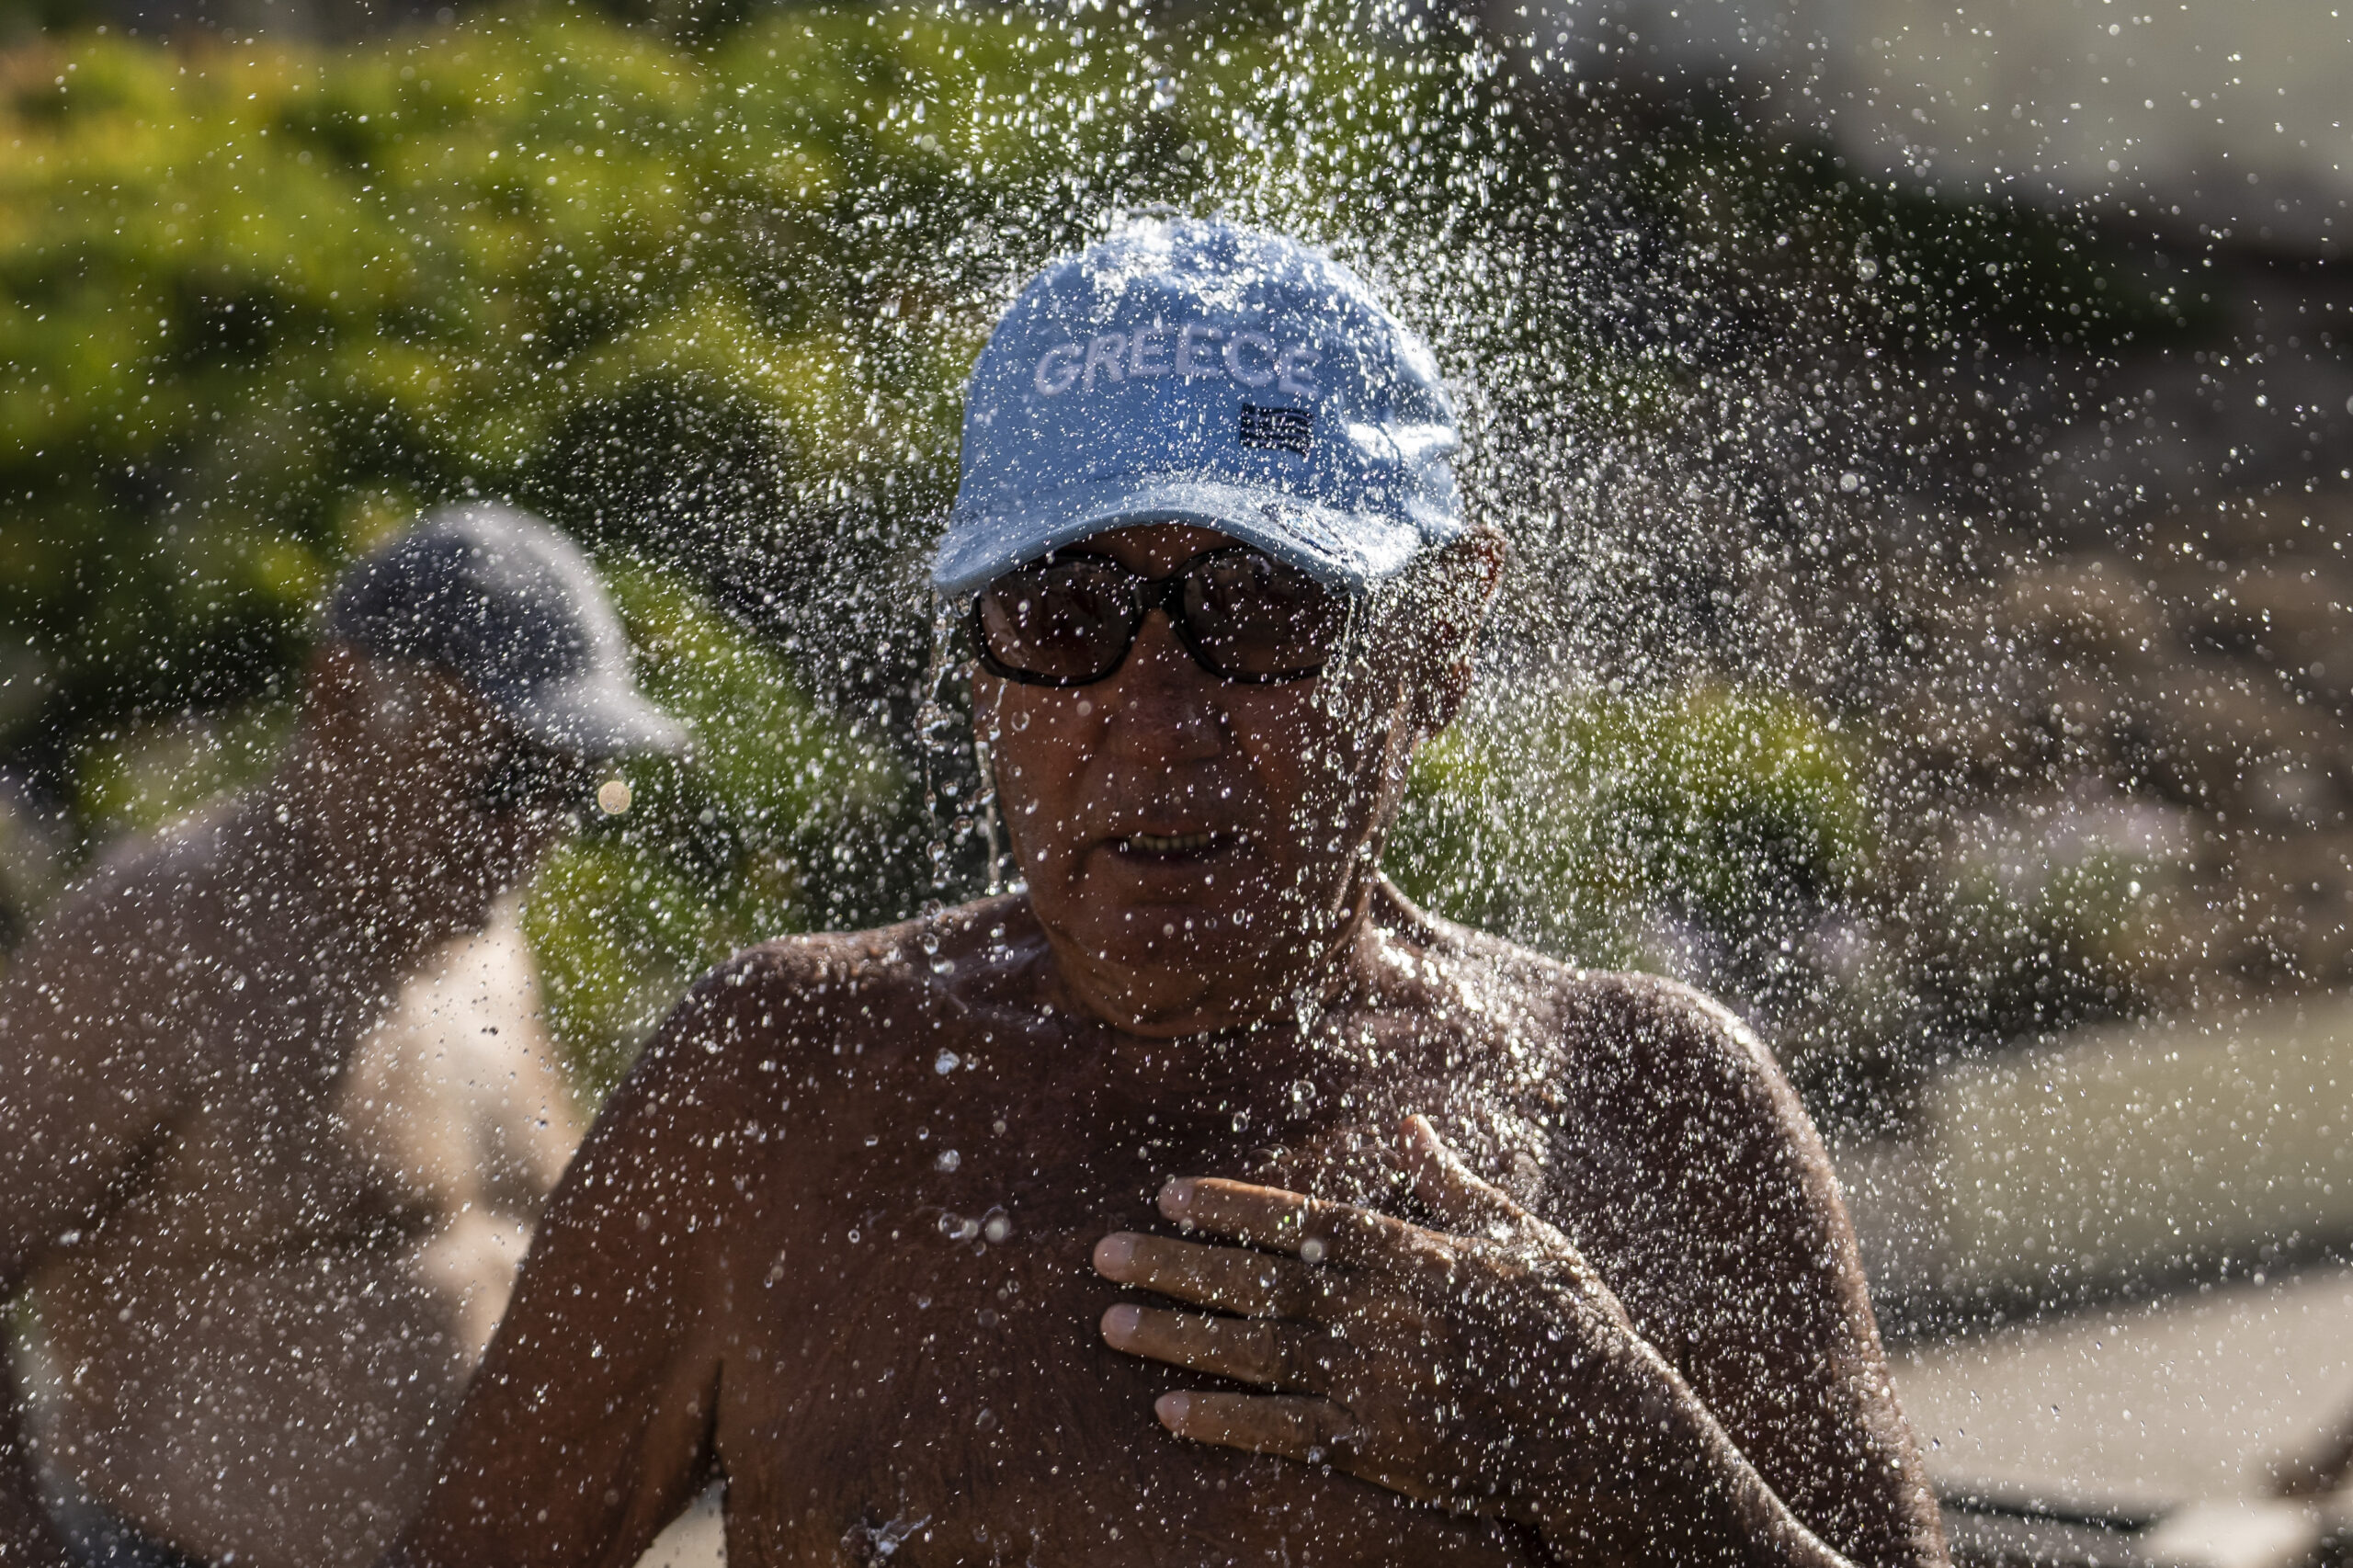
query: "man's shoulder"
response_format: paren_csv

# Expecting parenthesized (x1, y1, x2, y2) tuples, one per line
(583, 906, 1021, 1202)
(5, 799, 254, 1008)
(630, 899, 1022, 1090)
(1394, 897, 1801, 1162)
(687, 900, 1009, 1015)
(1400, 905, 1835, 1247)
(696, 922, 918, 1001)
(42, 798, 243, 922)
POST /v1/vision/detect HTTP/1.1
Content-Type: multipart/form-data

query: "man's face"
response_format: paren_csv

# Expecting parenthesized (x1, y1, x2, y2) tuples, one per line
(311, 647, 585, 932)
(978, 524, 1426, 1036)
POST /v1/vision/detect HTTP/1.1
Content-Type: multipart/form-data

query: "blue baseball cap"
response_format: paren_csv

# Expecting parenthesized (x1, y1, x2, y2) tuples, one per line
(934, 217, 1464, 598)
(327, 503, 685, 760)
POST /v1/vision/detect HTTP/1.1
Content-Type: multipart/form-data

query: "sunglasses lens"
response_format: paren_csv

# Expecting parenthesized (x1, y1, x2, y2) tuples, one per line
(975, 559, 1140, 685)
(1181, 551, 1347, 679)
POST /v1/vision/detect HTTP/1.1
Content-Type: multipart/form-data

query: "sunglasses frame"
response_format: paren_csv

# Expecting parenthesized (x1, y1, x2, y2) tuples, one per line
(968, 545, 1355, 688)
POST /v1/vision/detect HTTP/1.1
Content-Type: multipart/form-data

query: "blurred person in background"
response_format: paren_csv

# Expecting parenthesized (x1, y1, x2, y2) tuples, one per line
(0, 505, 683, 1568)
(385, 222, 1943, 1567)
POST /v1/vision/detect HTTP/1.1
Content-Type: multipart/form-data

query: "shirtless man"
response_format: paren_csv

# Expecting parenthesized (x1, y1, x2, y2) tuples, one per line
(387, 221, 1946, 1566)
(0, 505, 682, 1568)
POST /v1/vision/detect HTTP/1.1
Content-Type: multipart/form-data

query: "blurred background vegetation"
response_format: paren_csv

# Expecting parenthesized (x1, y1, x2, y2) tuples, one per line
(1387, 682, 1907, 1122)
(0, 0, 2211, 1127)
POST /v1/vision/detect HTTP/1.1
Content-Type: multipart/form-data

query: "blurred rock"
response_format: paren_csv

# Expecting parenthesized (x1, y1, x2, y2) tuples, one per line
(1874, 490, 2353, 1051)
(2229, 834, 2353, 983)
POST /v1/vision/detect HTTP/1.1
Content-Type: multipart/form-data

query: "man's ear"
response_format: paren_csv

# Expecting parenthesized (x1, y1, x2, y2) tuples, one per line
(1409, 528, 1505, 740)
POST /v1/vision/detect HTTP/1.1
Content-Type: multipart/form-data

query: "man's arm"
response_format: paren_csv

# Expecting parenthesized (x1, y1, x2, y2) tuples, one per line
(381, 966, 759, 1568)
(1563, 974, 1945, 1566)
(0, 903, 192, 1567)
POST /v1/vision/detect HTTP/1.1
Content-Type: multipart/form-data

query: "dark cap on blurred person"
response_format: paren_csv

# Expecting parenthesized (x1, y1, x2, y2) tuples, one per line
(326, 503, 685, 760)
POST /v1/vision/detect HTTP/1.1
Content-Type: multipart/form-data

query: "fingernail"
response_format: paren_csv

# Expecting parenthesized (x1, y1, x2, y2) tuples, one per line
(1155, 1392, 1191, 1428)
(1093, 1233, 1136, 1275)
(1101, 1303, 1141, 1343)
(1158, 1178, 1196, 1220)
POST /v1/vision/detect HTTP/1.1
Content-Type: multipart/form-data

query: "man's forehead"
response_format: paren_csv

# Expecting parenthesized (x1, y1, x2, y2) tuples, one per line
(1063, 522, 1239, 573)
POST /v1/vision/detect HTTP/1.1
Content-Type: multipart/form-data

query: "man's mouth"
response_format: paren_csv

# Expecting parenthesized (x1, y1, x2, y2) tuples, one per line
(1115, 830, 1232, 857)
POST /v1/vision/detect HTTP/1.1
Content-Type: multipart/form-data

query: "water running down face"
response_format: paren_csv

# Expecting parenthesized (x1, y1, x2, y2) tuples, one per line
(976, 521, 1497, 1039)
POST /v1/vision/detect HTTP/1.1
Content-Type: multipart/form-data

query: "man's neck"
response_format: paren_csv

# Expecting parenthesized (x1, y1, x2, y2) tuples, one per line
(1032, 881, 1390, 1042)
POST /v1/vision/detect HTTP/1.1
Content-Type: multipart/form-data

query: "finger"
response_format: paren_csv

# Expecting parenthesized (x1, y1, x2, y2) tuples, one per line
(1397, 1114, 1528, 1237)
(1101, 1303, 1353, 1393)
(1157, 1394, 1471, 1511)
(1093, 1232, 1333, 1318)
(1154, 1391, 1359, 1463)
(1157, 1179, 1449, 1276)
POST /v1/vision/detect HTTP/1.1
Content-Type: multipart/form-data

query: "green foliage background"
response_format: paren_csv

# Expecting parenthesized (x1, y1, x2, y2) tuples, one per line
(0, 2, 2180, 1106)
(3, 2, 1550, 1085)
(1387, 683, 1909, 1114)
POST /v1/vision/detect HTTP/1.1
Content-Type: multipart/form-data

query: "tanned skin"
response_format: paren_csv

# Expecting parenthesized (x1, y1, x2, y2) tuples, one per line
(0, 647, 584, 1568)
(387, 526, 1945, 1567)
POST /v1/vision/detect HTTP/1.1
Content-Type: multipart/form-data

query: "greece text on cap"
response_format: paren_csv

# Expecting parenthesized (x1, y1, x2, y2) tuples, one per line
(1033, 320, 1322, 397)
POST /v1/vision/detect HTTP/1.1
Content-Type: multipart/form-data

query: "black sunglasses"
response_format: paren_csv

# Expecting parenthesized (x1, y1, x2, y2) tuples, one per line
(970, 546, 1353, 687)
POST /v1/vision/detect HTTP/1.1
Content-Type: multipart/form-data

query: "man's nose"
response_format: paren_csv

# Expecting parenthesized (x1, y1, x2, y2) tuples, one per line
(1102, 610, 1223, 763)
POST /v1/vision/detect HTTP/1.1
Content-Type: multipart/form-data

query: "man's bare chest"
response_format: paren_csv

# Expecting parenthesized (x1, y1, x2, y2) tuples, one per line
(708, 1170, 1542, 1567)
(92, 909, 574, 1264)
